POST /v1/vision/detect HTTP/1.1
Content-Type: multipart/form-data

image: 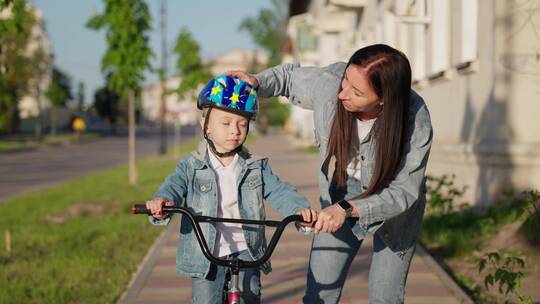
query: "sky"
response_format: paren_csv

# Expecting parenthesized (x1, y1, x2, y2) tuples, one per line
(30, 0, 274, 104)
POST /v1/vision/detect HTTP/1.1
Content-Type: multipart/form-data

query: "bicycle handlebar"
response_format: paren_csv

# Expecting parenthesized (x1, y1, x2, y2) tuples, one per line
(132, 204, 304, 269)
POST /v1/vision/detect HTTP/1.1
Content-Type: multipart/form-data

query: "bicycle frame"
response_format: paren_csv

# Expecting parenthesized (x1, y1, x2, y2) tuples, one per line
(132, 204, 305, 304)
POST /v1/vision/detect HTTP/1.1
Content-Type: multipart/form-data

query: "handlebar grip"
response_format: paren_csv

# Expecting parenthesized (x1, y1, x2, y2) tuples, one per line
(131, 204, 151, 214)
(288, 214, 304, 222)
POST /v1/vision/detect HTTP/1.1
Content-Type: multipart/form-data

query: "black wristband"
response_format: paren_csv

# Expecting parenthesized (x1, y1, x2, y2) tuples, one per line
(336, 200, 353, 217)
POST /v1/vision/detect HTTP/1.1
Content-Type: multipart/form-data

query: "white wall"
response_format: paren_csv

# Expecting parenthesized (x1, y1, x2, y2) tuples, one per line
(285, 0, 540, 206)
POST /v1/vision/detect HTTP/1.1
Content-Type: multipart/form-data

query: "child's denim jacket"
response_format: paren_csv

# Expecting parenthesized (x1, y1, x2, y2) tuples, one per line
(150, 140, 310, 278)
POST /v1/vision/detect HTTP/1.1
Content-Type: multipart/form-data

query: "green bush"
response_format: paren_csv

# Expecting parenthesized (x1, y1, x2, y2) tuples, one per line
(425, 174, 468, 215)
(476, 250, 532, 303)
(519, 190, 540, 245)
(258, 98, 290, 127)
(421, 175, 528, 257)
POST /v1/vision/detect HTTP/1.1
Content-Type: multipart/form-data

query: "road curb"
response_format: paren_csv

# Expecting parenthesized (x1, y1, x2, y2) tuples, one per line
(117, 220, 177, 304)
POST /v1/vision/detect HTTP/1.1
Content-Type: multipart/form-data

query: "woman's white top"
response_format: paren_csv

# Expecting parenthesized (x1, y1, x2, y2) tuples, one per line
(347, 118, 376, 180)
(208, 149, 248, 257)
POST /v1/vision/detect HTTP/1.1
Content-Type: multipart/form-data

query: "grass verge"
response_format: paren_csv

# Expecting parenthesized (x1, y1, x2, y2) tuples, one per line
(0, 133, 101, 152)
(421, 176, 540, 303)
(0, 138, 200, 304)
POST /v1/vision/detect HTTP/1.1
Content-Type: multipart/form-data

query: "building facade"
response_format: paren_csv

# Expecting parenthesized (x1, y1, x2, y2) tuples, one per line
(285, 0, 540, 206)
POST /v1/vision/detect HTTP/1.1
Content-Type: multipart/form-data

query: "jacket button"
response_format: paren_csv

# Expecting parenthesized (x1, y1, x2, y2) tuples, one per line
(200, 185, 207, 191)
(360, 155, 365, 161)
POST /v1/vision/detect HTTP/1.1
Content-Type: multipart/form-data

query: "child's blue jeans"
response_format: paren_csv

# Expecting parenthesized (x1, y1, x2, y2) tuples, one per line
(191, 250, 261, 304)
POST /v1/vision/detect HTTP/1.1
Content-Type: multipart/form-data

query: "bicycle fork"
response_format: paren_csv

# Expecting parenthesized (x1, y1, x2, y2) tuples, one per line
(226, 269, 241, 304)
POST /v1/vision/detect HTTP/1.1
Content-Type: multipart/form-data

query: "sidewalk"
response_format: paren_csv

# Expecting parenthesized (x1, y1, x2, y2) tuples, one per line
(119, 130, 471, 303)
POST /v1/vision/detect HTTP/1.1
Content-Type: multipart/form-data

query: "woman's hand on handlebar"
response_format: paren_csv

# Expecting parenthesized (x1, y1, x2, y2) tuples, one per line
(145, 198, 174, 220)
(225, 70, 259, 88)
(296, 208, 318, 227)
(314, 204, 347, 234)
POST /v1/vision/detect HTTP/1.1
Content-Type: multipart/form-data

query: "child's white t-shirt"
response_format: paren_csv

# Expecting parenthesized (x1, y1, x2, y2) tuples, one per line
(346, 118, 376, 181)
(208, 149, 248, 257)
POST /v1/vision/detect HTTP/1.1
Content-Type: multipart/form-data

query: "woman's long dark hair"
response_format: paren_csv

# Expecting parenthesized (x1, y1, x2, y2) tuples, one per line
(323, 44, 412, 199)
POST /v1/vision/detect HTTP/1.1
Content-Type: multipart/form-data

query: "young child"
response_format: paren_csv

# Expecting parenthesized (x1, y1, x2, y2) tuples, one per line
(146, 75, 316, 304)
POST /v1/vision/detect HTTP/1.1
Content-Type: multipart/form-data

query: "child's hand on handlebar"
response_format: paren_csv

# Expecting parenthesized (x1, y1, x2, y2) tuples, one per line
(296, 208, 318, 227)
(146, 198, 174, 219)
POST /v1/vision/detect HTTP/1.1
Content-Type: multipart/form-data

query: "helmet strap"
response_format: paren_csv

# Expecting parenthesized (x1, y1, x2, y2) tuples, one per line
(203, 107, 246, 158)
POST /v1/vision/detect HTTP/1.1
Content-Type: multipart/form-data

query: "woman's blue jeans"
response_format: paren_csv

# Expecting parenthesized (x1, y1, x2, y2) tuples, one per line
(303, 224, 416, 304)
(191, 250, 261, 304)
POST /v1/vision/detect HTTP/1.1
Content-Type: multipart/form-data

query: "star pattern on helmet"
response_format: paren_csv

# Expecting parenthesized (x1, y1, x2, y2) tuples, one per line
(211, 85, 222, 96)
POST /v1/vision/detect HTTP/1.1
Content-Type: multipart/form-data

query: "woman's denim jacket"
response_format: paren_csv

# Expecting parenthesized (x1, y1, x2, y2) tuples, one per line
(255, 62, 433, 256)
(149, 140, 310, 278)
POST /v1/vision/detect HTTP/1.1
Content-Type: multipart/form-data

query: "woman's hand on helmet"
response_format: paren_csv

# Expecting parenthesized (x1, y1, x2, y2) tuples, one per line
(226, 70, 259, 88)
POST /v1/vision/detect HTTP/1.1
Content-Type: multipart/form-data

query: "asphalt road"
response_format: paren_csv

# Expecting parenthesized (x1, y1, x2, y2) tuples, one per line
(0, 126, 198, 202)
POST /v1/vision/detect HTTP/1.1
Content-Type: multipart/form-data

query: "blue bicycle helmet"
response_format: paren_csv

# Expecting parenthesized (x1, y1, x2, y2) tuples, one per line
(197, 75, 258, 120)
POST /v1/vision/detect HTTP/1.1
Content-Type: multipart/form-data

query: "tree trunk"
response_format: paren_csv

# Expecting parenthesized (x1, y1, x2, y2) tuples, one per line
(128, 90, 138, 185)
(174, 119, 181, 159)
(159, 81, 167, 155)
(50, 107, 57, 136)
(8, 93, 20, 134)
(35, 83, 43, 141)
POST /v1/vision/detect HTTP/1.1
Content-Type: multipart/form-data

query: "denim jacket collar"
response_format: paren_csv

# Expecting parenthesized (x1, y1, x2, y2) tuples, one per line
(191, 140, 265, 170)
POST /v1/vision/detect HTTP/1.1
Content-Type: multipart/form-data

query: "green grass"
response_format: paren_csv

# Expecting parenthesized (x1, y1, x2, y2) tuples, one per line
(0, 141, 31, 151)
(0, 139, 199, 304)
(421, 176, 530, 258)
(421, 202, 524, 257)
(300, 145, 319, 154)
(0, 133, 101, 152)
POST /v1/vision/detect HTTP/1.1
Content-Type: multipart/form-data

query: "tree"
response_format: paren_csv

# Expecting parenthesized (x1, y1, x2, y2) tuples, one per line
(238, 0, 290, 130)
(93, 75, 119, 134)
(172, 27, 211, 157)
(0, 0, 35, 133)
(239, 0, 287, 67)
(45, 67, 72, 136)
(87, 0, 153, 185)
(173, 27, 211, 99)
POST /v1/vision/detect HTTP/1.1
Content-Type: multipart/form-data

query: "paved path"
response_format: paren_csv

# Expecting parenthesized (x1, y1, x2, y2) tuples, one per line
(120, 130, 470, 303)
(0, 127, 196, 202)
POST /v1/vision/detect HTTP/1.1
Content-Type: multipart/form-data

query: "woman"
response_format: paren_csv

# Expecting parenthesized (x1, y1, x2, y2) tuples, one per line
(229, 44, 433, 303)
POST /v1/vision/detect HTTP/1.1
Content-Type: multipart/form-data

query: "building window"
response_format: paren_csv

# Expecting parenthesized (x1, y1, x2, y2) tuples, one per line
(430, 0, 451, 75)
(384, 11, 397, 48)
(297, 25, 318, 51)
(375, 19, 383, 43)
(397, 23, 410, 59)
(412, 23, 427, 81)
(461, 0, 478, 63)
(318, 33, 339, 66)
(396, 0, 429, 82)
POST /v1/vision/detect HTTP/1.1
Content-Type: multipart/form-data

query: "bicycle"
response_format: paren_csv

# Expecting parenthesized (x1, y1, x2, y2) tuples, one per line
(132, 204, 310, 304)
